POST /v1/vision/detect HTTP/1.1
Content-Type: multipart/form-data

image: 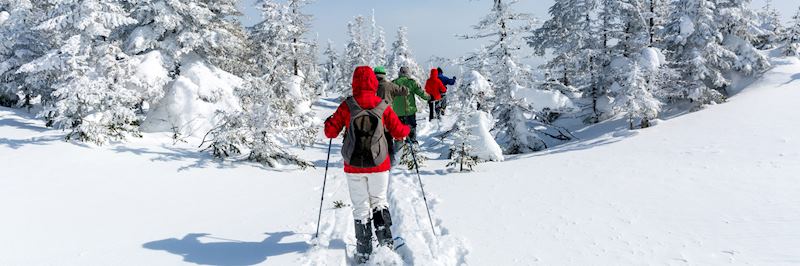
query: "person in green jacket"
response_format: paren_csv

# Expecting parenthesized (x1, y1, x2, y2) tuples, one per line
(392, 66, 430, 143)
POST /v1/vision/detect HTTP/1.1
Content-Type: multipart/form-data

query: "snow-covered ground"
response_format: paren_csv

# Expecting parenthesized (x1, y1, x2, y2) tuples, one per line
(2, 56, 800, 265)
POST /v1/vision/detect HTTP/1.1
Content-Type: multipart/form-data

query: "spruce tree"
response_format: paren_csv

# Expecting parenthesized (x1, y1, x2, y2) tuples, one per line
(125, 0, 249, 111)
(370, 11, 387, 68)
(463, 0, 544, 154)
(529, 0, 598, 87)
(387, 27, 423, 80)
(203, 0, 318, 168)
(645, 0, 672, 46)
(342, 16, 370, 96)
(448, 117, 479, 172)
(0, 0, 50, 108)
(754, 0, 785, 49)
(662, 0, 736, 105)
(19, 0, 140, 144)
(784, 7, 800, 56)
(717, 0, 770, 77)
(322, 40, 344, 96)
(609, 62, 662, 129)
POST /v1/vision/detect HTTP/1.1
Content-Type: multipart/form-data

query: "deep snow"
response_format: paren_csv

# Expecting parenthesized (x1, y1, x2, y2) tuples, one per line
(2, 56, 800, 265)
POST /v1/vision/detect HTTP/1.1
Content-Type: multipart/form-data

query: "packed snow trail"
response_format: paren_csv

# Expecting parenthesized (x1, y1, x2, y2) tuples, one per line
(302, 125, 468, 265)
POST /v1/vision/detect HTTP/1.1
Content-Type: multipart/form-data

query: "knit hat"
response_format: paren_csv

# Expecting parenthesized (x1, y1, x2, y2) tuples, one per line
(373, 66, 386, 75)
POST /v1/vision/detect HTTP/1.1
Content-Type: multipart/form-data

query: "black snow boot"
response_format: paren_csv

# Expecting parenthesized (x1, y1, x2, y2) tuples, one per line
(372, 208, 394, 248)
(354, 219, 373, 263)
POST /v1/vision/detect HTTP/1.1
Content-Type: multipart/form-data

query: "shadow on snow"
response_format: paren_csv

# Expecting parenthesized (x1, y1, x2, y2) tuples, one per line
(143, 232, 310, 266)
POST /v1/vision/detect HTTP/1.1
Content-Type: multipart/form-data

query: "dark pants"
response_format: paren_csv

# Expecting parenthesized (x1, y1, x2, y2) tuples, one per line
(428, 100, 441, 121)
(440, 93, 447, 114)
(398, 115, 418, 142)
(385, 131, 396, 166)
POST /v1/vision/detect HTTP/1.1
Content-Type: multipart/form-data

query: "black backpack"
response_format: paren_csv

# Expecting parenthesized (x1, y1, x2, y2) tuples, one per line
(341, 97, 390, 167)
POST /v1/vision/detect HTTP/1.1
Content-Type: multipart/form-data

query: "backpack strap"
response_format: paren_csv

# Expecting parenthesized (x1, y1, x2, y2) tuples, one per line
(372, 100, 390, 116)
(345, 96, 362, 113)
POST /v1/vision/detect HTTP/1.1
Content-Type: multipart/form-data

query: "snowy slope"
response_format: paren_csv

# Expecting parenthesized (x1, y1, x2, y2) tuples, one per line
(425, 56, 800, 265)
(1, 56, 799, 265)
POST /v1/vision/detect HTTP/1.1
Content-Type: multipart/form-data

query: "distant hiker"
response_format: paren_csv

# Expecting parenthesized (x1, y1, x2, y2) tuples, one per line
(425, 68, 447, 121)
(392, 66, 430, 143)
(437, 67, 456, 115)
(324, 66, 410, 263)
(375, 66, 409, 165)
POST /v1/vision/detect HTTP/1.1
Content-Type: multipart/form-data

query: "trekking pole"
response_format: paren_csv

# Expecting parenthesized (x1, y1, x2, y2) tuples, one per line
(406, 139, 437, 238)
(314, 139, 333, 240)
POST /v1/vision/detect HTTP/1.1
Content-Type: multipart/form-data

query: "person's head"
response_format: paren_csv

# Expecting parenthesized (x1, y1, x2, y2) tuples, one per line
(437, 67, 443, 75)
(399, 66, 411, 77)
(373, 66, 386, 80)
(373, 66, 386, 75)
(352, 66, 378, 96)
(430, 68, 438, 78)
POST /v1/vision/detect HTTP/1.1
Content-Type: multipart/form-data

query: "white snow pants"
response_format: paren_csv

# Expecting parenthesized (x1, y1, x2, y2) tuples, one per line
(346, 171, 390, 221)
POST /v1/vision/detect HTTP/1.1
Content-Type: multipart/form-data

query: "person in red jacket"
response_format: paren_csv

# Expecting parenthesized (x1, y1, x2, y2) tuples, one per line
(324, 66, 410, 262)
(424, 68, 447, 121)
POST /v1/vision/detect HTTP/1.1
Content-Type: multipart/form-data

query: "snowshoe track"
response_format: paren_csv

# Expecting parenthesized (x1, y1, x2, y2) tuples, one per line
(302, 163, 468, 265)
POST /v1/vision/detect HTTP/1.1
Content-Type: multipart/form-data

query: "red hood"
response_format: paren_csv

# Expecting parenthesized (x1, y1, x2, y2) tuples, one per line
(351, 66, 382, 108)
(429, 68, 439, 79)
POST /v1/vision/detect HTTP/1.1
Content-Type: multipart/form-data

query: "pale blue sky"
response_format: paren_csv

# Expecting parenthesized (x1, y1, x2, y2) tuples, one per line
(237, 0, 799, 67)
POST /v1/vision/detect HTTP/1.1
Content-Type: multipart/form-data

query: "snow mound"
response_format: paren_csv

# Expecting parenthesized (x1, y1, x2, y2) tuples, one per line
(638, 47, 665, 72)
(679, 15, 695, 40)
(462, 70, 492, 96)
(127, 51, 171, 106)
(0, 11, 9, 25)
(140, 53, 242, 140)
(515, 86, 577, 113)
(125, 25, 158, 54)
(462, 111, 504, 162)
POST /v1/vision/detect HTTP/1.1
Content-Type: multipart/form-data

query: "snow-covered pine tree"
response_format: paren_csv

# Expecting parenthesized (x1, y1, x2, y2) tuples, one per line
(322, 40, 344, 96)
(387, 26, 424, 81)
(600, 0, 666, 123)
(127, 0, 246, 68)
(369, 11, 387, 68)
(285, 0, 322, 94)
(125, 0, 248, 110)
(398, 141, 427, 171)
(463, 0, 544, 154)
(609, 62, 662, 129)
(342, 15, 370, 96)
(529, 0, 597, 87)
(661, 0, 737, 105)
(784, 7, 800, 56)
(0, 0, 51, 108)
(529, 0, 604, 120)
(717, 0, 770, 76)
(613, 0, 650, 57)
(18, 0, 140, 144)
(203, 0, 318, 168)
(447, 117, 479, 172)
(645, 0, 672, 46)
(753, 0, 785, 49)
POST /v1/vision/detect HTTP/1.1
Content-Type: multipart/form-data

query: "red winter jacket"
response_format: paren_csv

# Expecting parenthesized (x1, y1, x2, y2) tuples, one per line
(424, 69, 447, 101)
(324, 66, 410, 174)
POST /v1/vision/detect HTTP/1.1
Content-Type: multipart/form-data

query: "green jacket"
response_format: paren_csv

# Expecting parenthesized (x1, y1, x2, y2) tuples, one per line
(392, 76, 430, 117)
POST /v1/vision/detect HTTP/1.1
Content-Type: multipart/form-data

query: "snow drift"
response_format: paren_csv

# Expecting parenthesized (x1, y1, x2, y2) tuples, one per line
(459, 110, 504, 162)
(140, 54, 242, 139)
(515, 86, 577, 113)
